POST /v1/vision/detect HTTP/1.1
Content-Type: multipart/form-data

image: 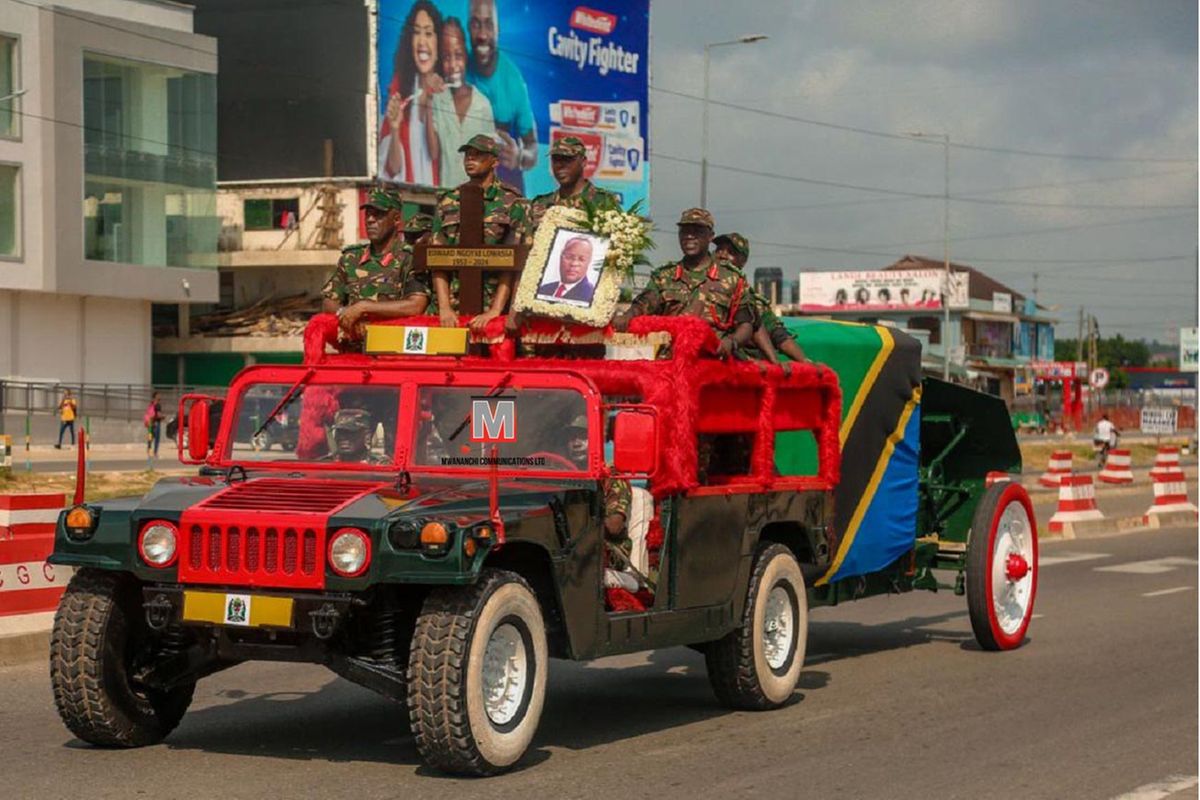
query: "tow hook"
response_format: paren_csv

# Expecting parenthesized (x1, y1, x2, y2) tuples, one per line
(309, 604, 342, 640)
(144, 593, 174, 631)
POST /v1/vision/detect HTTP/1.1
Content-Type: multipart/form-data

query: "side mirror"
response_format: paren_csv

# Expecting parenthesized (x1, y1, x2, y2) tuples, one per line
(612, 410, 656, 476)
(188, 400, 211, 462)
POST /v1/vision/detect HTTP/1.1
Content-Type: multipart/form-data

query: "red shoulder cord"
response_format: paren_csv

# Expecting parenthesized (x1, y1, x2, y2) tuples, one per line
(708, 275, 746, 331)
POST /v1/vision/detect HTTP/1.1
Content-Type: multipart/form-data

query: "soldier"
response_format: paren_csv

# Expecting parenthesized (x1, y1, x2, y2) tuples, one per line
(323, 409, 388, 465)
(526, 136, 620, 234)
(613, 208, 753, 358)
(403, 212, 433, 246)
(713, 232, 809, 364)
(429, 133, 529, 332)
(321, 187, 431, 341)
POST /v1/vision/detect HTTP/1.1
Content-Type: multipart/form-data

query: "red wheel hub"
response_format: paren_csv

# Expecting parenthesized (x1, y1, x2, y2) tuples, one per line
(1005, 553, 1030, 581)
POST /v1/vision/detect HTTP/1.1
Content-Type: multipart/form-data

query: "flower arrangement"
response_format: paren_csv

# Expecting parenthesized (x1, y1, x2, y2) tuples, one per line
(583, 198, 654, 275)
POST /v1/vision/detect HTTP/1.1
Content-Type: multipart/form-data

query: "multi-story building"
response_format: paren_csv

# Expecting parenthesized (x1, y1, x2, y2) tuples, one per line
(0, 0, 219, 385)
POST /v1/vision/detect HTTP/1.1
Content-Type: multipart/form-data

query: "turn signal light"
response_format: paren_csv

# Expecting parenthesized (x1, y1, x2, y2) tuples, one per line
(64, 505, 96, 541)
(463, 538, 477, 558)
(420, 522, 449, 555)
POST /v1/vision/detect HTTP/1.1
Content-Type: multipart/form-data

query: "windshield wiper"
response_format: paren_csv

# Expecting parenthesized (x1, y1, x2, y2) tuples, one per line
(447, 372, 513, 443)
(253, 368, 315, 440)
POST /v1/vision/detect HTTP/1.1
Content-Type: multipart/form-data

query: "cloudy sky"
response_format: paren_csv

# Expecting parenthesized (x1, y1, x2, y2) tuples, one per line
(647, 0, 1197, 343)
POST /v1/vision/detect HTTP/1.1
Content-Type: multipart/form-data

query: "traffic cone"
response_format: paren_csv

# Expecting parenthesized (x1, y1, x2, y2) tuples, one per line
(1143, 470, 1197, 522)
(1097, 449, 1134, 484)
(1048, 475, 1105, 536)
(985, 471, 1012, 487)
(1038, 450, 1073, 488)
(1149, 446, 1181, 479)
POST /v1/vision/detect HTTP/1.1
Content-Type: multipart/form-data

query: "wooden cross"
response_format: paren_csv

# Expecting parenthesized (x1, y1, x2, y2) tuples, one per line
(414, 182, 529, 316)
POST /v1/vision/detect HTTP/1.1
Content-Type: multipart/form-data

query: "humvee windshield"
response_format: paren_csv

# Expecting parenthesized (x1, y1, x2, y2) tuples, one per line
(412, 386, 589, 473)
(227, 383, 400, 465)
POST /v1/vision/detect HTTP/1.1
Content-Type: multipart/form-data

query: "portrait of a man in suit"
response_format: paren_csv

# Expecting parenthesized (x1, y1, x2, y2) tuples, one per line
(537, 235, 597, 305)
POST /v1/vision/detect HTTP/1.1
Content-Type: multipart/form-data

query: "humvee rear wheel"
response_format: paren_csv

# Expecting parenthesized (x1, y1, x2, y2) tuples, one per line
(706, 543, 807, 710)
(50, 569, 194, 746)
(967, 481, 1039, 651)
(407, 569, 547, 776)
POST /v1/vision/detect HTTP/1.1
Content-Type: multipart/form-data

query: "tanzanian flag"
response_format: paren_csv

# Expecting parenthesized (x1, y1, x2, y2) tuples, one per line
(775, 319, 923, 585)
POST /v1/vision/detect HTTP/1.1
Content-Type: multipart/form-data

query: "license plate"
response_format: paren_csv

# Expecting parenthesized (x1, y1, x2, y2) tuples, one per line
(182, 591, 294, 629)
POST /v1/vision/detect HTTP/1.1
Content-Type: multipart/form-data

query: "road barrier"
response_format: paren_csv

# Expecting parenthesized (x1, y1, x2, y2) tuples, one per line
(0, 493, 70, 617)
(1098, 449, 1135, 484)
(1038, 450, 1073, 488)
(1143, 470, 1198, 520)
(1048, 476, 1105, 535)
(1149, 446, 1181, 479)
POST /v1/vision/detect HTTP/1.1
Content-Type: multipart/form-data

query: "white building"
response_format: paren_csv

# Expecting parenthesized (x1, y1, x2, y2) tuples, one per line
(0, 0, 219, 385)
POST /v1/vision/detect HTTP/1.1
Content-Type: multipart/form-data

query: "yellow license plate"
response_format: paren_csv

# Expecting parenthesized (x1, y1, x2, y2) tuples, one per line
(182, 591, 294, 629)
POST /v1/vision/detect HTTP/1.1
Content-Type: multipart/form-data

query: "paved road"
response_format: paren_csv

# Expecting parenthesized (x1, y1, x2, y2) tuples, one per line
(1, 521, 1195, 799)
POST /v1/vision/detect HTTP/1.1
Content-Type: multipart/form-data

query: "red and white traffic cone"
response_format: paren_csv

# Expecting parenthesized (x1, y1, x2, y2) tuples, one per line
(985, 471, 1013, 487)
(1143, 470, 1197, 522)
(1097, 449, 1134, 484)
(1047, 475, 1105, 536)
(1149, 446, 1181, 479)
(1038, 450, 1073, 488)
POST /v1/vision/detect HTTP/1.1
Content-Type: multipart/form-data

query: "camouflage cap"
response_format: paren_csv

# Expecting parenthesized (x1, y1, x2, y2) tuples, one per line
(458, 133, 499, 156)
(677, 207, 715, 230)
(404, 212, 433, 233)
(549, 136, 587, 158)
(332, 408, 373, 433)
(565, 414, 588, 431)
(361, 186, 403, 212)
(713, 232, 750, 258)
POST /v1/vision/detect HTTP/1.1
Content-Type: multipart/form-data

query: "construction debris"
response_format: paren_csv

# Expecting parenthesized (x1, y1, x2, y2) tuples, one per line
(190, 293, 319, 337)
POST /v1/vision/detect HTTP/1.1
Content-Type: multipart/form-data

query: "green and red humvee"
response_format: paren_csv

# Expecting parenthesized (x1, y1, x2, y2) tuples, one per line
(47, 315, 1037, 775)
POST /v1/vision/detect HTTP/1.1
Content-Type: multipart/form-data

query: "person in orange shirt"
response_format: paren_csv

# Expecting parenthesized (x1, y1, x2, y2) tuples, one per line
(55, 389, 77, 449)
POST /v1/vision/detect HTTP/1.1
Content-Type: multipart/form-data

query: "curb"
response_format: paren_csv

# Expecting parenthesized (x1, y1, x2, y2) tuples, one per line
(0, 611, 53, 667)
(1043, 510, 1198, 540)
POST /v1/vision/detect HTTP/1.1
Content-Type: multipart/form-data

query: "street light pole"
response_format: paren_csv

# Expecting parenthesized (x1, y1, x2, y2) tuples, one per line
(907, 130, 952, 380)
(701, 35, 767, 208)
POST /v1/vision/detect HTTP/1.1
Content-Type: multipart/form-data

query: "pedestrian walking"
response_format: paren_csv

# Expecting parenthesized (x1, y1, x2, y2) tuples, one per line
(55, 389, 77, 449)
(144, 391, 164, 458)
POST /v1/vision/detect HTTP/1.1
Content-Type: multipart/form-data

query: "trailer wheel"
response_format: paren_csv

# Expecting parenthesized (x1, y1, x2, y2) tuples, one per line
(407, 569, 547, 776)
(967, 481, 1039, 651)
(706, 543, 807, 710)
(50, 569, 194, 746)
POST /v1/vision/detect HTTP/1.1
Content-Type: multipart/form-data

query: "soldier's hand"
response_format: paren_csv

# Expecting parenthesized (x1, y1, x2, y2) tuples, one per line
(717, 337, 736, 358)
(496, 130, 521, 171)
(469, 310, 499, 333)
(611, 313, 630, 333)
(504, 310, 524, 334)
(438, 309, 459, 329)
(339, 303, 366, 338)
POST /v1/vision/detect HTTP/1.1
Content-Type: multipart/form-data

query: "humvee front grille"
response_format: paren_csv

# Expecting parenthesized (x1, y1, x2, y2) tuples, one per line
(181, 522, 323, 589)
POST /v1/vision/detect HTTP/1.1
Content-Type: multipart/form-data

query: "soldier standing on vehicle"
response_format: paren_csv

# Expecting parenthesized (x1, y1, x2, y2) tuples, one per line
(713, 232, 809, 365)
(525, 136, 620, 233)
(613, 208, 753, 357)
(322, 187, 431, 341)
(429, 133, 529, 332)
(403, 212, 434, 246)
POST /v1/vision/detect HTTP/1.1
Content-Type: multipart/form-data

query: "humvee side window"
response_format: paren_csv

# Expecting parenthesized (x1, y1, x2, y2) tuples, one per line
(413, 386, 589, 472)
(696, 385, 761, 484)
(227, 383, 400, 464)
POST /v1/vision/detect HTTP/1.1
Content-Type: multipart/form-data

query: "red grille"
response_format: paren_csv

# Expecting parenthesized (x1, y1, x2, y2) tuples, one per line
(197, 479, 374, 514)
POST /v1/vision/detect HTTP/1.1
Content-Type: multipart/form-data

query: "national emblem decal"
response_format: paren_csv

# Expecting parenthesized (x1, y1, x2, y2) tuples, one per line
(224, 594, 251, 626)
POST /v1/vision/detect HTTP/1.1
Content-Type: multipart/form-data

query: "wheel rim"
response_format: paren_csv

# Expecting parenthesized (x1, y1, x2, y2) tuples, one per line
(481, 622, 529, 727)
(991, 499, 1035, 636)
(762, 584, 796, 672)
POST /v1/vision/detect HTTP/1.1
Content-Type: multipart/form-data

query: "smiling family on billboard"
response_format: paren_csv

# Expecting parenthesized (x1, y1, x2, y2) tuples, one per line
(376, 0, 650, 207)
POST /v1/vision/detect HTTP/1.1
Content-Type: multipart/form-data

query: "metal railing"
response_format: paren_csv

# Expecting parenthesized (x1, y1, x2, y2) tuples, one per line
(0, 379, 226, 423)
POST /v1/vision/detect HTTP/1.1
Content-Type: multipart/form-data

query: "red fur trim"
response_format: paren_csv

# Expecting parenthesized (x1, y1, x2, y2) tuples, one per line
(645, 514, 664, 550)
(295, 386, 340, 460)
(605, 587, 645, 613)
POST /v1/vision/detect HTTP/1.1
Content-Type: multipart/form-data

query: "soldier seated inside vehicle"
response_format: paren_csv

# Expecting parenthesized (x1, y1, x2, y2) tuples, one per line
(322, 409, 390, 464)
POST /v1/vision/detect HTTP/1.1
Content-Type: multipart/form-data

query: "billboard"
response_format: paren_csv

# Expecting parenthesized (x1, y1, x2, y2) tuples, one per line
(1180, 326, 1198, 373)
(375, 1, 650, 207)
(799, 270, 960, 313)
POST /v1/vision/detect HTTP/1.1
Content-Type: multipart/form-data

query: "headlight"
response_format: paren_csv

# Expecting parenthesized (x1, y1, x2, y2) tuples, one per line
(329, 528, 371, 577)
(138, 521, 178, 567)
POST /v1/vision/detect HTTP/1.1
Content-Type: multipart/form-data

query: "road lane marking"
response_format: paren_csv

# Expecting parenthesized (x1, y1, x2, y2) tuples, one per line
(1141, 586, 1194, 598)
(1095, 557, 1198, 575)
(1039, 552, 1110, 567)
(1110, 774, 1198, 799)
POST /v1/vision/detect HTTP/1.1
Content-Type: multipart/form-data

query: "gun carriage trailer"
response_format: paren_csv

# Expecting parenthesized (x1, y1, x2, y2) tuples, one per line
(46, 313, 1037, 775)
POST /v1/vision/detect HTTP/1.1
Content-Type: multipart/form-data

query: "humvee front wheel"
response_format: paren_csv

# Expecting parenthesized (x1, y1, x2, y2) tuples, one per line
(706, 543, 807, 710)
(407, 569, 548, 776)
(50, 569, 194, 746)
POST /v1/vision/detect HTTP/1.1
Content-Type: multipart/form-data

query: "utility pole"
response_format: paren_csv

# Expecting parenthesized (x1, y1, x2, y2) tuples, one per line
(1076, 306, 1085, 364)
(1032, 271, 1039, 305)
(700, 34, 768, 208)
(906, 130, 952, 380)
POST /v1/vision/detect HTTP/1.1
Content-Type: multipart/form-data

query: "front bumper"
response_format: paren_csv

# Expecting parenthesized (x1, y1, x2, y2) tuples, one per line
(141, 585, 359, 641)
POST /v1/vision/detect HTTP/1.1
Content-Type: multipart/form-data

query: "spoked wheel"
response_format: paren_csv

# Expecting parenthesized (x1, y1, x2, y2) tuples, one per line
(407, 569, 548, 776)
(706, 543, 807, 710)
(251, 430, 272, 451)
(967, 481, 1039, 651)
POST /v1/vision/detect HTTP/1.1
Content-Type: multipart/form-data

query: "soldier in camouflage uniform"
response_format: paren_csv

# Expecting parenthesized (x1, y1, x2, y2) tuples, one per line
(525, 136, 621, 236)
(321, 187, 431, 341)
(714, 232, 809, 365)
(403, 212, 433, 246)
(321, 409, 390, 465)
(613, 208, 753, 357)
(429, 133, 529, 333)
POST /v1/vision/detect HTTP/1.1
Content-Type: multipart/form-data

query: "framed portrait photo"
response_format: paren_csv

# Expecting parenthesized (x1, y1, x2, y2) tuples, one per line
(511, 207, 623, 326)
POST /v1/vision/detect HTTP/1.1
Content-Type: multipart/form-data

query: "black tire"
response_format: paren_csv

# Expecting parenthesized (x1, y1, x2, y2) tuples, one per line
(706, 543, 807, 711)
(251, 430, 273, 451)
(50, 569, 194, 746)
(407, 569, 548, 776)
(966, 482, 1039, 651)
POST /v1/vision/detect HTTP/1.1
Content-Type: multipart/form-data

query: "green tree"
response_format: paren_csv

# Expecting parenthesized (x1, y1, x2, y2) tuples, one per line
(1054, 335, 1151, 389)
